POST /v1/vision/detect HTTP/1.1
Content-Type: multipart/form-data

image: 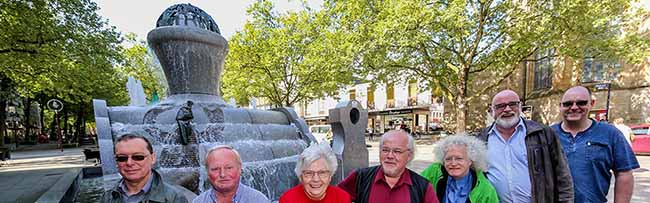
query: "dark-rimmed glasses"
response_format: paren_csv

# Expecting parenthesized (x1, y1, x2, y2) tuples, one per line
(492, 101, 521, 111)
(115, 154, 148, 162)
(302, 170, 331, 179)
(561, 100, 589, 108)
(380, 147, 410, 155)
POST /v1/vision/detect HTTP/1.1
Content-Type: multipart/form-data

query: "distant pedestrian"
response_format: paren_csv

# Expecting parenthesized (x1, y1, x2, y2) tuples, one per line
(614, 117, 634, 146)
(552, 86, 639, 202)
(475, 90, 573, 203)
(101, 134, 188, 203)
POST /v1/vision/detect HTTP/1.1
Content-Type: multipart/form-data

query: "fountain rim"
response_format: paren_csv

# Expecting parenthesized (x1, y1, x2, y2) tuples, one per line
(147, 26, 228, 47)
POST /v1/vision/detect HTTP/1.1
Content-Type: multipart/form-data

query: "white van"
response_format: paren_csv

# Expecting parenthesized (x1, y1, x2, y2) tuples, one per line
(309, 125, 331, 144)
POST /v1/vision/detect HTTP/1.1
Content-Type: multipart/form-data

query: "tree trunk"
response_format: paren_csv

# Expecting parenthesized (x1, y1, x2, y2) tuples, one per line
(63, 107, 69, 138)
(23, 97, 31, 142)
(0, 100, 6, 146)
(39, 94, 45, 134)
(455, 96, 467, 133)
(455, 64, 471, 134)
(75, 104, 84, 144)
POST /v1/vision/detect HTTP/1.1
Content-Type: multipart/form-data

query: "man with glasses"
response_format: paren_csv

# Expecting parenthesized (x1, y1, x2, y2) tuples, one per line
(475, 90, 573, 203)
(338, 130, 438, 203)
(551, 86, 639, 202)
(193, 145, 270, 203)
(101, 134, 188, 203)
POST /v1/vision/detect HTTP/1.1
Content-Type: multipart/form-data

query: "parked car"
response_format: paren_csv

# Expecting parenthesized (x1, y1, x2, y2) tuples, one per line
(309, 125, 331, 144)
(631, 124, 650, 155)
(429, 122, 443, 131)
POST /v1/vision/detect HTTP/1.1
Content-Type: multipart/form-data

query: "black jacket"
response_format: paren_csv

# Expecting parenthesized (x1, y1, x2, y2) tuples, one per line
(475, 119, 574, 203)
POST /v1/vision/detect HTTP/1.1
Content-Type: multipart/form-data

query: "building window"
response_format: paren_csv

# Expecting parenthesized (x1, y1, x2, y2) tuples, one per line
(408, 80, 417, 106)
(349, 89, 356, 101)
(582, 57, 621, 83)
(367, 85, 375, 109)
(533, 48, 554, 90)
(386, 83, 395, 108)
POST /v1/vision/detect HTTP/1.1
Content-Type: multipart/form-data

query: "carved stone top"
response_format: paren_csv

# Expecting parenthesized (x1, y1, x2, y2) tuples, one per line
(156, 3, 221, 34)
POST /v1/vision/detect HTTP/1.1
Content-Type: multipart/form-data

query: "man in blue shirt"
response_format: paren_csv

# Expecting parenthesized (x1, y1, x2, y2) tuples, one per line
(552, 86, 639, 202)
(476, 90, 573, 203)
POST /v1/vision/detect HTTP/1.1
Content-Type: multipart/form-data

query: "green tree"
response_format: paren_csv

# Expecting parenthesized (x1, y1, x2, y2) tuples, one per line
(0, 0, 126, 139)
(324, 0, 648, 132)
(116, 33, 167, 103)
(223, 0, 355, 107)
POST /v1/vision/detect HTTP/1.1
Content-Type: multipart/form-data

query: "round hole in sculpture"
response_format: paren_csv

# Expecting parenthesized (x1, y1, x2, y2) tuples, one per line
(350, 108, 360, 125)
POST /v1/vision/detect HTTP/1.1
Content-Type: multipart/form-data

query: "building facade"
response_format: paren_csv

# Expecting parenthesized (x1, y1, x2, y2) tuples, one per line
(296, 80, 445, 134)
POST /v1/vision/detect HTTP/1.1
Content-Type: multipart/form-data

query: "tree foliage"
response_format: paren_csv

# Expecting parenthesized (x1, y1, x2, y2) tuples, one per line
(0, 0, 128, 139)
(116, 33, 167, 103)
(0, 0, 126, 105)
(223, 0, 356, 107)
(323, 0, 649, 132)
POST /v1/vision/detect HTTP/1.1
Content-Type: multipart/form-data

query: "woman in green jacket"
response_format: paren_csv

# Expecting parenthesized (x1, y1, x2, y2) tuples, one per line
(421, 135, 498, 203)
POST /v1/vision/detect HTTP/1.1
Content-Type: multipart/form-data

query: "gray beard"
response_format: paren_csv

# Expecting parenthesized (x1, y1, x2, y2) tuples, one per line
(495, 115, 519, 128)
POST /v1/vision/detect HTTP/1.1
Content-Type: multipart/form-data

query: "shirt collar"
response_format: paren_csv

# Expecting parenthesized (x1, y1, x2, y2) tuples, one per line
(447, 172, 473, 193)
(210, 182, 243, 202)
(118, 173, 154, 196)
(489, 117, 526, 137)
(373, 166, 413, 186)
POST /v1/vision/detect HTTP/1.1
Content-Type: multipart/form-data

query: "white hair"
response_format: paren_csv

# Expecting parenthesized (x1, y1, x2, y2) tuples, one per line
(204, 145, 242, 169)
(379, 130, 416, 162)
(294, 142, 338, 178)
(433, 134, 488, 171)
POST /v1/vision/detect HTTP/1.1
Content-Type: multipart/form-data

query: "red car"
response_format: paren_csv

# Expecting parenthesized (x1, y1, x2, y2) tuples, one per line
(631, 124, 650, 154)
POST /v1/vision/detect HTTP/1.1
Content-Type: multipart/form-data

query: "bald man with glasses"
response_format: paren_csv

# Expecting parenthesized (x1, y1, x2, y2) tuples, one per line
(101, 134, 188, 203)
(552, 86, 639, 203)
(475, 90, 573, 203)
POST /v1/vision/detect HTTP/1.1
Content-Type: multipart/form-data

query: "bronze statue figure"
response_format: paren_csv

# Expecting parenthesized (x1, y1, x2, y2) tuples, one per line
(176, 100, 194, 145)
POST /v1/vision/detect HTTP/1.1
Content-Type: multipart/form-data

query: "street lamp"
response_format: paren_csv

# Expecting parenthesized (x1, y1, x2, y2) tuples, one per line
(594, 82, 612, 121)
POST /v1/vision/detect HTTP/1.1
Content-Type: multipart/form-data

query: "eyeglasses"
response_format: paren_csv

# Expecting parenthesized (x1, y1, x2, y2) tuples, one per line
(115, 154, 148, 162)
(302, 170, 331, 179)
(380, 147, 410, 155)
(444, 156, 467, 163)
(561, 100, 589, 108)
(492, 101, 521, 111)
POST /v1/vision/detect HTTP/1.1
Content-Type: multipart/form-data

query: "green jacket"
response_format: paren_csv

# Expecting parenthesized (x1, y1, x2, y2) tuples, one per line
(420, 163, 498, 203)
(101, 169, 189, 203)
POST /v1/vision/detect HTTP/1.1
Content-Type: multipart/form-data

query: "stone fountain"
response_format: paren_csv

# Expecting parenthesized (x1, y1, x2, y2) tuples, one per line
(91, 4, 368, 201)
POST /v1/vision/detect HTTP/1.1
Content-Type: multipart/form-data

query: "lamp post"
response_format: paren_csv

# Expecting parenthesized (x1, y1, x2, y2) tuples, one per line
(594, 82, 612, 121)
(47, 99, 63, 151)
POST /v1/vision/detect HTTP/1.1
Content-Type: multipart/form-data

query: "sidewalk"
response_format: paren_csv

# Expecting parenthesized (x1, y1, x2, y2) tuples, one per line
(0, 147, 95, 203)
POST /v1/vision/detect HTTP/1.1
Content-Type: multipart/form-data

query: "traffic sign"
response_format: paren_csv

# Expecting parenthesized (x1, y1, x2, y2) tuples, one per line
(47, 99, 63, 112)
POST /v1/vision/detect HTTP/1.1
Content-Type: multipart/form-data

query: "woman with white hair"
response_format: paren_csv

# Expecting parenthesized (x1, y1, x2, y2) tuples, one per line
(280, 142, 351, 203)
(421, 135, 498, 203)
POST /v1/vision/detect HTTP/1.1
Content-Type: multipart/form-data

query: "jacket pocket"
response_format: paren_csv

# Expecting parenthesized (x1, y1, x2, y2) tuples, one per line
(529, 144, 544, 175)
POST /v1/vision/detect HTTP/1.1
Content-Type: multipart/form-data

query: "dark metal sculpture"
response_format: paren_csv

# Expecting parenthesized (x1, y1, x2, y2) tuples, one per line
(156, 3, 220, 34)
(176, 100, 194, 145)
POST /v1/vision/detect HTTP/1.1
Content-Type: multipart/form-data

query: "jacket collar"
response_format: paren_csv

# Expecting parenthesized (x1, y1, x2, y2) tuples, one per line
(110, 169, 168, 202)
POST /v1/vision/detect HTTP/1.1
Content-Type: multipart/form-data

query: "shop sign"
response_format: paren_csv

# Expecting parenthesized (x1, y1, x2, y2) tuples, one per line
(378, 109, 413, 115)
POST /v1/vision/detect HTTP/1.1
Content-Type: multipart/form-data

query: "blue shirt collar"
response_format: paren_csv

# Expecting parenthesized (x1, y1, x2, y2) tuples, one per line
(445, 172, 473, 203)
(489, 117, 526, 138)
